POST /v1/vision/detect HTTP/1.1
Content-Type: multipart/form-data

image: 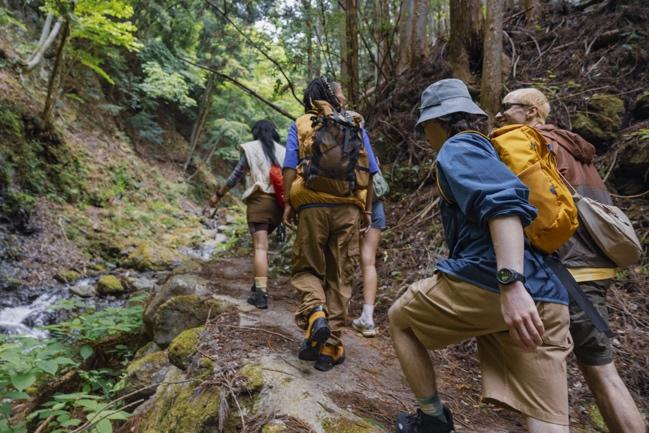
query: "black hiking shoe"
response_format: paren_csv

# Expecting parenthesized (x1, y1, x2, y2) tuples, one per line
(314, 344, 345, 372)
(247, 284, 268, 309)
(298, 309, 330, 361)
(396, 407, 455, 433)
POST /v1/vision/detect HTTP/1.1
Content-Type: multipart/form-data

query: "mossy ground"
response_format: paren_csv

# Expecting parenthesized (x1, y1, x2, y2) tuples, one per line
(167, 326, 203, 370)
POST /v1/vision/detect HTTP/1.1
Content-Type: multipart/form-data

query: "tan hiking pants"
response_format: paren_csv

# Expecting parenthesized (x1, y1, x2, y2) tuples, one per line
(292, 205, 360, 345)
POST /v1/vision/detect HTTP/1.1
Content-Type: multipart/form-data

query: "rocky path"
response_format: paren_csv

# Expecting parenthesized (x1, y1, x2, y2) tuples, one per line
(197, 256, 526, 433)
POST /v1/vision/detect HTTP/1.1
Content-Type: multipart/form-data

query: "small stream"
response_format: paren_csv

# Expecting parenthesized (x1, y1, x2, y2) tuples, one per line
(0, 224, 229, 338)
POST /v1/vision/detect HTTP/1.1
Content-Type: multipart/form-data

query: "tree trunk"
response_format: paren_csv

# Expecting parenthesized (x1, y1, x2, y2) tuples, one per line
(396, 0, 413, 73)
(411, 0, 430, 68)
(373, 0, 390, 88)
(480, 0, 505, 125)
(184, 72, 216, 174)
(449, 0, 484, 84)
(42, 19, 70, 122)
(341, 0, 359, 105)
(302, 0, 314, 79)
(26, 17, 63, 70)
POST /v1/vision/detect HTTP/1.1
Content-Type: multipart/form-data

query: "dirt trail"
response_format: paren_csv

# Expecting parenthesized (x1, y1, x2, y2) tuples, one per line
(199, 256, 526, 433)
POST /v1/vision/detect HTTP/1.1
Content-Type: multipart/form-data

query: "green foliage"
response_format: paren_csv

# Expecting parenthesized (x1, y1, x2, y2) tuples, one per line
(43, 0, 140, 83)
(139, 61, 197, 108)
(634, 128, 649, 142)
(0, 298, 145, 432)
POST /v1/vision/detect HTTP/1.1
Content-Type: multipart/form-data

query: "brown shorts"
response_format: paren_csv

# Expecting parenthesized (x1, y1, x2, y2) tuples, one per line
(245, 191, 282, 227)
(389, 273, 572, 425)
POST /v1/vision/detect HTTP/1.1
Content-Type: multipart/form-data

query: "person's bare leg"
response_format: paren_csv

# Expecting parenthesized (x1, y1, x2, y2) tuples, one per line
(388, 304, 437, 398)
(252, 230, 269, 279)
(579, 362, 646, 433)
(360, 228, 381, 307)
(526, 418, 569, 433)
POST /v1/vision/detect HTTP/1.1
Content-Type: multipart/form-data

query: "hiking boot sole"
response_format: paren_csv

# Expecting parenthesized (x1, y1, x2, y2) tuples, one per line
(314, 354, 345, 372)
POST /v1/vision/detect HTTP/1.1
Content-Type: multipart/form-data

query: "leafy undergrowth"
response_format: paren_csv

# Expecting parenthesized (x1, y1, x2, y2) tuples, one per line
(0, 297, 145, 433)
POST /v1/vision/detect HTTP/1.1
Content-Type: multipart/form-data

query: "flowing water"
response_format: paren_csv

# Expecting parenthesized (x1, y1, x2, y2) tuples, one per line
(0, 223, 229, 338)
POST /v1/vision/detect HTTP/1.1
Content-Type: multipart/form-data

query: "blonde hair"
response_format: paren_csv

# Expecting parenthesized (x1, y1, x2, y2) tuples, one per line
(504, 88, 551, 123)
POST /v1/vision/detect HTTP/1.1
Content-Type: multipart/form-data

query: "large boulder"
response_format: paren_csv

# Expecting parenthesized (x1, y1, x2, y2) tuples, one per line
(143, 273, 211, 336)
(572, 94, 625, 153)
(152, 295, 228, 347)
(167, 326, 203, 370)
(134, 369, 222, 433)
(124, 351, 174, 398)
(611, 132, 649, 194)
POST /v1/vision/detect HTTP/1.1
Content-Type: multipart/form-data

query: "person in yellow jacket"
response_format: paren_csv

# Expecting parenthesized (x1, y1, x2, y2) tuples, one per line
(496, 88, 645, 433)
(282, 76, 379, 371)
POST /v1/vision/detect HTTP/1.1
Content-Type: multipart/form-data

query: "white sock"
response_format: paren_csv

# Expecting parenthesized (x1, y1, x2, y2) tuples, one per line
(361, 304, 374, 324)
(254, 277, 267, 293)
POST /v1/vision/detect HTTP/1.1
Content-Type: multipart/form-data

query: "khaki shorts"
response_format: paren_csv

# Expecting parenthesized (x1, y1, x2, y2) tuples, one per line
(390, 273, 572, 425)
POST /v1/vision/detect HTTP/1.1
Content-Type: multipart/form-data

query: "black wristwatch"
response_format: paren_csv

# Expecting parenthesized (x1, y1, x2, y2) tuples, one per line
(496, 268, 526, 285)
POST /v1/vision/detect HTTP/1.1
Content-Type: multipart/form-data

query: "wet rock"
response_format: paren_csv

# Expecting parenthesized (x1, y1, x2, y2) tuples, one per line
(572, 94, 625, 153)
(152, 295, 228, 347)
(126, 242, 181, 271)
(97, 275, 125, 295)
(632, 91, 649, 120)
(127, 274, 157, 292)
(69, 279, 97, 298)
(124, 351, 174, 398)
(133, 341, 162, 361)
(134, 369, 221, 433)
(54, 270, 81, 283)
(143, 274, 210, 336)
(168, 326, 203, 370)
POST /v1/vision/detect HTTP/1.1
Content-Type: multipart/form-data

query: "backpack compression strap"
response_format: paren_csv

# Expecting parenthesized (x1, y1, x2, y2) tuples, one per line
(543, 255, 615, 338)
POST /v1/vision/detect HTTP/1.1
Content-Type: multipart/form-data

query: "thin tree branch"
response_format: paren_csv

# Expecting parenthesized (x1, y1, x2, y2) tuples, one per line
(178, 57, 296, 121)
(204, 0, 303, 106)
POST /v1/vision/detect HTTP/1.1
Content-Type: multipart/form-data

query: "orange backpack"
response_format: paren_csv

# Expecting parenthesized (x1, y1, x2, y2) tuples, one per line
(490, 124, 579, 253)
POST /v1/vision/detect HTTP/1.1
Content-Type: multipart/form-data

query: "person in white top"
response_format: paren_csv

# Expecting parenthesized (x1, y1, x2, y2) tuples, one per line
(210, 120, 286, 309)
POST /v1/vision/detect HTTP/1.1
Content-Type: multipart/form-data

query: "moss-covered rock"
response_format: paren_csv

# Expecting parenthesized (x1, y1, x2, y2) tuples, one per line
(134, 373, 221, 433)
(54, 270, 81, 283)
(632, 91, 649, 120)
(126, 241, 181, 271)
(168, 326, 203, 370)
(322, 417, 382, 433)
(153, 295, 229, 347)
(240, 363, 264, 393)
(124, 351, 172, 398)
(572, 93, 625, 152)
(133, 341, 162, 361)
(261, 420, 288, 433)
(97, 275, 125, 295)
(143, 274, 211, 337)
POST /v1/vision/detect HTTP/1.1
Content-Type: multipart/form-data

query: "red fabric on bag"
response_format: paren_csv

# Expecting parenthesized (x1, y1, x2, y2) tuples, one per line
(269, 164, 286, 208)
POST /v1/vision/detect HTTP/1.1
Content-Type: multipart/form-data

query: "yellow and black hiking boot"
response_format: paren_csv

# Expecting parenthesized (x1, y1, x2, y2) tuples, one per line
(298, 309, 330, 361)
(314, 343, 345, 372)
(395, 407, 455, 433)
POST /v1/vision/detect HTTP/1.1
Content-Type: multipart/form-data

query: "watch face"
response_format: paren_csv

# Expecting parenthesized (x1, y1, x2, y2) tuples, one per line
(497, 268, 513, 284)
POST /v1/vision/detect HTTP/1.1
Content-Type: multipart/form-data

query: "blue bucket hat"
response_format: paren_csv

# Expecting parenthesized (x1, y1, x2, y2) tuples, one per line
(416, 78, 487, 127)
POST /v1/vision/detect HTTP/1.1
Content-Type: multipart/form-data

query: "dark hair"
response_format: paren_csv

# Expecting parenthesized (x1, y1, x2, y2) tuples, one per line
(437, 112, 488, 136)
(303, 76, 341, 113)
(252, 120, 280, 165)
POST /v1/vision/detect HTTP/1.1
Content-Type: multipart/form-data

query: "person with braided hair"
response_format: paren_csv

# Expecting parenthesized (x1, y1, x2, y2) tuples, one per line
(282, 76, 379, 371)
